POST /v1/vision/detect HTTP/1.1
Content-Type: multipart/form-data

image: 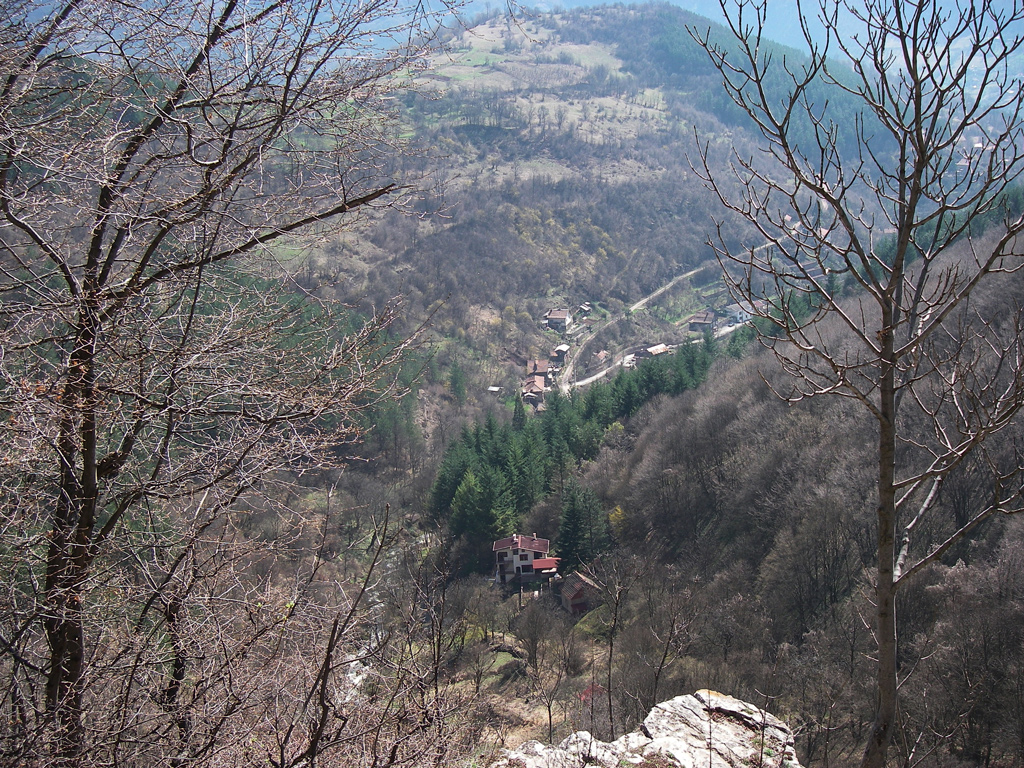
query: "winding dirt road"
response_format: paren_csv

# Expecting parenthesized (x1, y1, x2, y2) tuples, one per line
(558, 267, 703, 393)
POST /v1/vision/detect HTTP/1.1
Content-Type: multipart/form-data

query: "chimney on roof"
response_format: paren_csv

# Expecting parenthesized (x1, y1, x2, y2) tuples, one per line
(533, 532, 537, 537)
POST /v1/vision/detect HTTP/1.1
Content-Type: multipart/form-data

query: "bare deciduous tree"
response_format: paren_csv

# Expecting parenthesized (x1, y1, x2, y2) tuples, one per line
(613, 567, 693, 729)
(584, 553, 647, 740)
(0, 0, 459, 764)
(692, 1, 1024, 766)
(532, 609, 578, 743)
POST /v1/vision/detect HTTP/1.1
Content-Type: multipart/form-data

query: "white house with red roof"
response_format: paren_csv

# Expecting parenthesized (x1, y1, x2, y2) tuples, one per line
(493, 533, 560, 584)
(543, 308, 573, 333)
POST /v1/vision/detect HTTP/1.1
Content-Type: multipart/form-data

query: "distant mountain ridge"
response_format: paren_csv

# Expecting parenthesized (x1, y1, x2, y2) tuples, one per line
(463, 0, 836, 51)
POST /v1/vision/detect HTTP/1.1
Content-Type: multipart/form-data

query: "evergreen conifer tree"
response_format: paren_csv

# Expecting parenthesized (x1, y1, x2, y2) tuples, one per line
(512, 395, 527, 431)
(557, 481, 610, 571)
(449, 360, 467, 405)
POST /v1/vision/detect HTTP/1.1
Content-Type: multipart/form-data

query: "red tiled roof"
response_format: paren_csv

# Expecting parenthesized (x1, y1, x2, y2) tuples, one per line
(532, 557, 560, 571)
(522, 376, 546, 395)
(493, 534, 550, 553)
(578, 683, 606, 702)
(562, 571, 599, 598)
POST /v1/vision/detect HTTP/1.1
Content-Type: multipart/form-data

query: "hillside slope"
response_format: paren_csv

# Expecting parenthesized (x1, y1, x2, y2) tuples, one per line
(312, 5, 771, 375)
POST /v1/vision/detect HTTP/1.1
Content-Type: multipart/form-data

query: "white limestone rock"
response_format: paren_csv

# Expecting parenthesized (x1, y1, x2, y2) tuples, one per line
(488, 690, 803, 768)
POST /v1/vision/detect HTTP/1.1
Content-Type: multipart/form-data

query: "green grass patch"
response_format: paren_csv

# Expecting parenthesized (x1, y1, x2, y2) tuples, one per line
(454, 49, 506, 68)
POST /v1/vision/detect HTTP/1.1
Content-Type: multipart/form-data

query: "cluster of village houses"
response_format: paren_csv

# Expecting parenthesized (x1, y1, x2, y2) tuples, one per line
(679, 299, 764, 335)
(518, 305, 585, 406)
(520, 300, 764, 405)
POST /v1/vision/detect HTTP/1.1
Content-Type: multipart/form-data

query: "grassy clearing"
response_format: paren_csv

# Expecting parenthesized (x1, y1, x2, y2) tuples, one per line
(453, 48, 509, 68)
(562, 42, 621, 70)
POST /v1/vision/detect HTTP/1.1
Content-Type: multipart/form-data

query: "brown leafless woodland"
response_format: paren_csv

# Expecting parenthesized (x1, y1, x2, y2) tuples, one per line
(0, 0, 467, 765)
(692, 1, 1024, 766)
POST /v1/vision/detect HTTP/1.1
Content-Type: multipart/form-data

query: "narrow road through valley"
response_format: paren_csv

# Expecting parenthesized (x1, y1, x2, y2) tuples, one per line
(559, 266, 703, 393)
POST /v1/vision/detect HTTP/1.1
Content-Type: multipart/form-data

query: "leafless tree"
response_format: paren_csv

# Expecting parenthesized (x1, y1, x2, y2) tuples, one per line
(692, 1, 1024, 766)
(613, 567, 693, 729)
(0, 0, 460, 764)
(584, 553, 647, 740)
(533, 611, 578, 744)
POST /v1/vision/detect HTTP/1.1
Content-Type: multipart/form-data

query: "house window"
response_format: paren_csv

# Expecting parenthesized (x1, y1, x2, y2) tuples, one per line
(519, 554, 529, 561)
(497, 552, 507, 560)
(521, 565, 533, 573)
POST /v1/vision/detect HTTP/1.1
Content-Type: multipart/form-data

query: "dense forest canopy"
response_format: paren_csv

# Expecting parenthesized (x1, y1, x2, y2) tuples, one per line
(692, 1, 1024, 763)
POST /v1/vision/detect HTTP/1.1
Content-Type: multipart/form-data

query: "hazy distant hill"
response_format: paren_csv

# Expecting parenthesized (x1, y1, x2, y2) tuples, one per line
(306, 3, 866, 384)
(319, 4, 769, 369)
(464, 0, 819, 49)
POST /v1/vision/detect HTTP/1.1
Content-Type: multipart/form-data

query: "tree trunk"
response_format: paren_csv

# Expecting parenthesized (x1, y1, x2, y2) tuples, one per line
(862, 327, 899, 768)
(44, 603, 86, 765)
(45, 310, 100, 765)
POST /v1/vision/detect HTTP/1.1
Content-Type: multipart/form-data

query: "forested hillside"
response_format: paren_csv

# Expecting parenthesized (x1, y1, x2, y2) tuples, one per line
(577, 237, 1024, 765)
(321, 5, 1024, 767)
(418, 236, 1024, 768)
(312, 6, 794, 378)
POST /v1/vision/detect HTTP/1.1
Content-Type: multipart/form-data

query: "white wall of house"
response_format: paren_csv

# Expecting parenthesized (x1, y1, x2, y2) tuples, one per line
(495, 546, 541, 582)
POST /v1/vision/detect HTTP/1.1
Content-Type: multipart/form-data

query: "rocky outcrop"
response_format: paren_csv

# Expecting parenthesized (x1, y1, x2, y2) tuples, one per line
(489, 690, 803, 768)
